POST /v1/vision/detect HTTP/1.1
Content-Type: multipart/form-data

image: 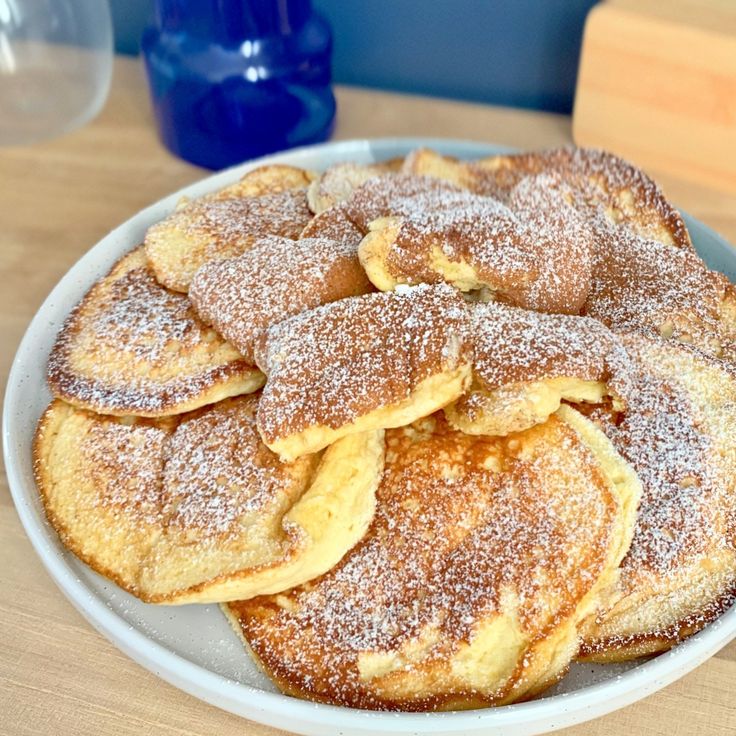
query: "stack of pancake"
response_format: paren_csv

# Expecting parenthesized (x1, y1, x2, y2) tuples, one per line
(34, 147, 736, 710)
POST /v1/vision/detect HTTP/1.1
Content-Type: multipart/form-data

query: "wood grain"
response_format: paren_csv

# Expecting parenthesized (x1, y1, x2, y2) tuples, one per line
(573, 1, 736, 194)
(2, 55, 736, 736)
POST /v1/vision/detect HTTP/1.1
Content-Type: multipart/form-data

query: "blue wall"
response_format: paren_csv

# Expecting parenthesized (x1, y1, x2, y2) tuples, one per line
(112, 0, 597, 114)
(111, 0, 152, 55)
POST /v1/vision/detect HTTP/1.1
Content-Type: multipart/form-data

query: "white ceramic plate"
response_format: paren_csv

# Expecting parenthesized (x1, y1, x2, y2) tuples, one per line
(5, 138, 736, 736)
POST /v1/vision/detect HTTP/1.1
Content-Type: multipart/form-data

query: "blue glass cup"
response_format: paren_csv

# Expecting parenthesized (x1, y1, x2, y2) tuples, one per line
(142, 0, 335, 170)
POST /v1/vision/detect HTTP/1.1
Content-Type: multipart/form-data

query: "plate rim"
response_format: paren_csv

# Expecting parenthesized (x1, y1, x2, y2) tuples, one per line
(5, 136, 736, 736)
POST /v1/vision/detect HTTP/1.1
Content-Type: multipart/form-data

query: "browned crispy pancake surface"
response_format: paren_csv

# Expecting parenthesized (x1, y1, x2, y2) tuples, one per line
(227, 410, 639, 710)
(189, 236, 373, 364)
(255, 283, 472, 460)
(35, 395, 383, 604)
(145, 165, 315, 292)
(47, 247, 263, 417)
(351, 174, 593, 314)
(579, 336, 736, 660)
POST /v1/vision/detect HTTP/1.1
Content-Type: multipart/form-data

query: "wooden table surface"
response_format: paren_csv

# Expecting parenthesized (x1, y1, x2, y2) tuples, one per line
(2, 55, 736, 736)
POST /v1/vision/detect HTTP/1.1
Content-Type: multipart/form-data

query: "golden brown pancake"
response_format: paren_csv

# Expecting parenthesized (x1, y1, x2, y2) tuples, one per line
(47, 247, 263, 417)
(255, 283, 473, 461)
(212, 164, 314, 199)
(300, 202, 364, 245)
(34, 395, 384, 604)
(351, 174, 593, 314)
(189, 236, 373, 364)
(144, 165, 314, 292)
(474, 147, 693, 249)
(482, 158, 734, 360)
(401, 148, 736, 353)
(584, 227, 733, 359)
(307, 162, 390, 214)
(404, 147, 692, 250)
(405, 148, 734, 360)
(226, 408, 640, 710)
(346, 173, 461, 231)
(578, 335, 736, 660)
(446, 301, 630, 436)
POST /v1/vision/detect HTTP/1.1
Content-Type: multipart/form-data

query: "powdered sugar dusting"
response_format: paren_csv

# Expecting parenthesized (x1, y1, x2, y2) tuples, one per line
(471, 146, 691, 250)
(83, 417, 170, 522)
(233, 414, 617, 710)
(189, 236, 372, 364)
(255, 283, 471, 442)
(86, 395, 309, 540)
(578, 335, 736, 650)
(347, 173, 593, 314)
(585, 336, 735, 578)
(346, 174, 462, 230)
(77, 259, 206, 363)
(467, 300, 631, 397)
(189, 188, 312, 247)
(47, 249, 256, 415)
(161, 396, 307, 538)
(470, 158, 730, 357)
(584, 228, 728, 355)
(300, 202, 364, 244)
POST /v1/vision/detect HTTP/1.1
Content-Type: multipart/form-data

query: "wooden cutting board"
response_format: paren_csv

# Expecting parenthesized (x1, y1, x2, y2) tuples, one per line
(573, 0, 736, 194)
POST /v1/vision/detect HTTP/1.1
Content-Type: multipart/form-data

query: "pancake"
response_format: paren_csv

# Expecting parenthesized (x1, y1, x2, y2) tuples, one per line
(352, 174, 593, 314)
(145, 165, 314, 292)
(470, 150, 722, 344)
(584, 227, 734, 360)
(300, 202, 364, 245)
(225, 408, 641, 710)
(254, 282, 472, 461)
(189, 236, 373, 364)
(47, 247, 263, 417)
(578, 335, 736, 660)
(718, 283, 736, 362)
(212, 164, 314, 200)
(478, 159, 734, 360)
(307, 162, 390, 214)
(401, 147, 482, 189)
(346, 173, 462, 232)
(473, 147, 692, 250)
(446, 301, 630, 436)
(402, 148, 736, 349)
(34, 395, 384, 604)
(403, 147, 692, 250)
(405, 148, 735, 359)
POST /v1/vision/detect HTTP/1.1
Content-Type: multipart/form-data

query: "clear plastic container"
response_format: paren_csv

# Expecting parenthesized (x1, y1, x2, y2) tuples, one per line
(0, 0, 112, 146)
(142, 0, 336, 170)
